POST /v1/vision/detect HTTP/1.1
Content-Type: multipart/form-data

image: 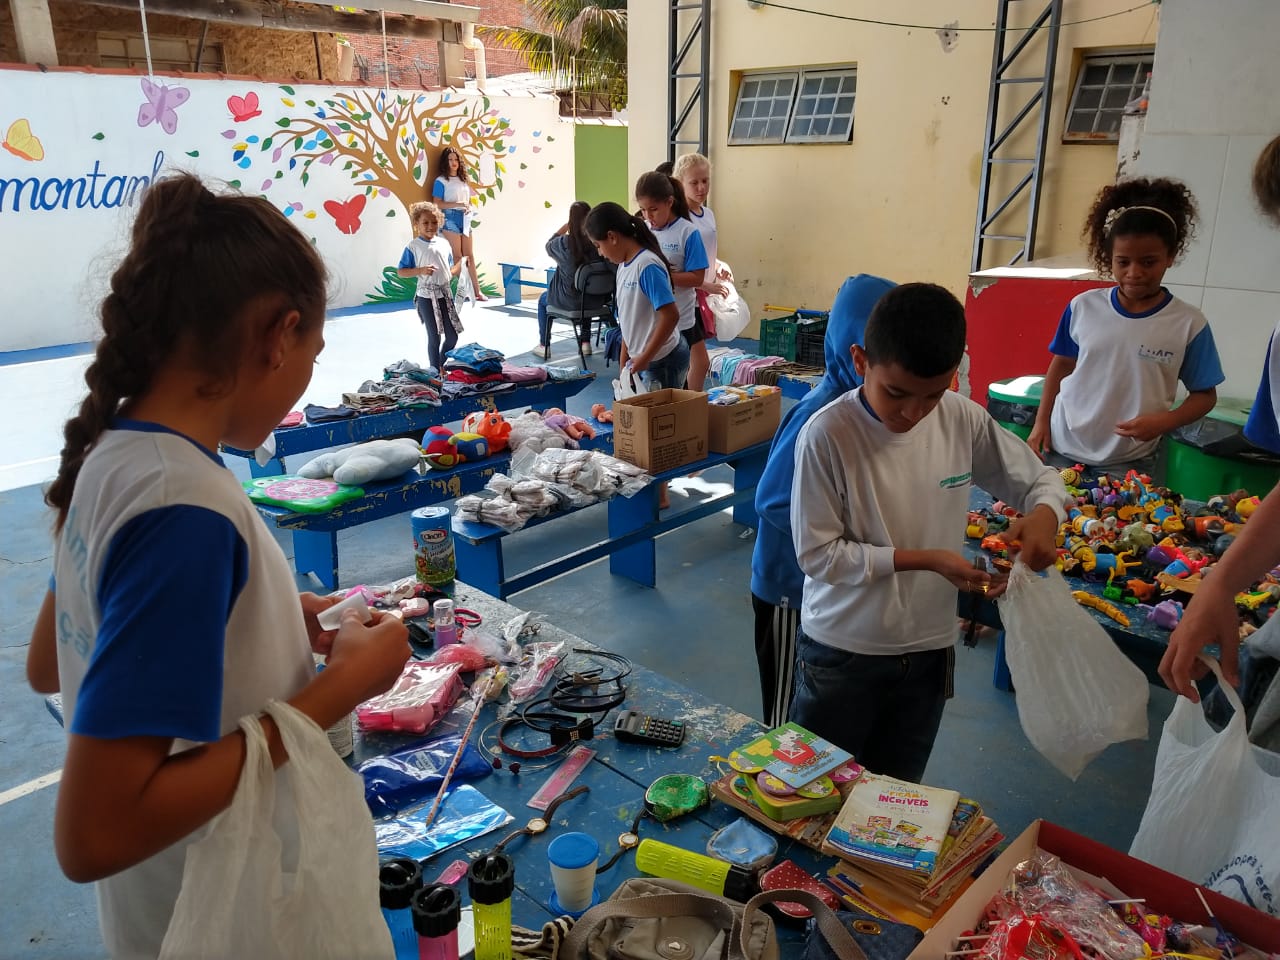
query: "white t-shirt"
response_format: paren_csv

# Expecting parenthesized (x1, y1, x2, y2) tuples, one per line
(792, 389, 1068, 655)
(615, 248, 680, 363)
(1048, 287, 1224, 466)
(650, 217, 709, 331)
(689, 204, 718, 281)
(432, 176, 470, 205)
(53, 423, 315, 958)
(399, 236, 454, 297)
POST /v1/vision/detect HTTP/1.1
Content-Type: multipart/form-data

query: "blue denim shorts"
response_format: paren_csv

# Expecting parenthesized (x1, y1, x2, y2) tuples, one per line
(642, 338, 691, 391)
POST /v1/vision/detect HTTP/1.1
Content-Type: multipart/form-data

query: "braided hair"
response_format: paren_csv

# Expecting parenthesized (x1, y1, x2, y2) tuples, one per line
(1082, 176, 1198, 276)
(45, 174, 327, 530)
(584, 201, 673, 272)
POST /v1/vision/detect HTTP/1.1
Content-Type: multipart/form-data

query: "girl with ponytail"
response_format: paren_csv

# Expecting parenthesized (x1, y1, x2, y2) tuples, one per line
(27, 173, 409, 956)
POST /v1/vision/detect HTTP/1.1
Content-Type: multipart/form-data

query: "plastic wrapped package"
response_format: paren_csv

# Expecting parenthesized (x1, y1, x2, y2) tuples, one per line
(374, 784, 513, 860)
(507, 641, 566, 704)
(358, 735, 493, 818)
(986, 852, 1146, 960)
(356, 661, 464, 735)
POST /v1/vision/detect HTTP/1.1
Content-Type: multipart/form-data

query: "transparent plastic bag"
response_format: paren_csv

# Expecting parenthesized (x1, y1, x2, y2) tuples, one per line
(355, 661, 464, 735)
(358, 736, 493, 818)
(706, 280, 752, 342)
(996, 562, 1148, 779)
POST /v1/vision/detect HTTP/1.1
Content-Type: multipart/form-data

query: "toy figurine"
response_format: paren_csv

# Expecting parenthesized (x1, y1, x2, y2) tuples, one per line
(461, 410, 513, 453)
(966, 512, 989, 539)
(1237, 495, 1262, 519)
(1065, 536, 1097, 573)
(590, 402, 613, 424)
(1072, 590, 1130, 626)
(1126, 578, 1161, 603)
(1140, 599, 1184, 630)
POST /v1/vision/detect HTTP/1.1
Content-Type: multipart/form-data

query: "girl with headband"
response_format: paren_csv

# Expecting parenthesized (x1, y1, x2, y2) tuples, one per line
(1028, 176, 1224, 470)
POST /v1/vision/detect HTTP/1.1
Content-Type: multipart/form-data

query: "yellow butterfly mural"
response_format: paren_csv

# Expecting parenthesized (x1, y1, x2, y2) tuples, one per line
(2, 118, 44, 162)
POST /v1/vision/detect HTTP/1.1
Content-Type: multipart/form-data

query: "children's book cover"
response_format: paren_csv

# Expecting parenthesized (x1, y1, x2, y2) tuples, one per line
(824, 773, 960, 875)
(736, 722, 854, 789)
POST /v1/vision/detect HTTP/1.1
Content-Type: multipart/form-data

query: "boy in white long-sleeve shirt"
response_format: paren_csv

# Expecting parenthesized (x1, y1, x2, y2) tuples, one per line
(789, 283, 1068, 782)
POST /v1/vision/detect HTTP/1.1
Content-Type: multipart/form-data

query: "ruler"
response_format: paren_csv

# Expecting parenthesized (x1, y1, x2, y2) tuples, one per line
(528, 745, 597, 810)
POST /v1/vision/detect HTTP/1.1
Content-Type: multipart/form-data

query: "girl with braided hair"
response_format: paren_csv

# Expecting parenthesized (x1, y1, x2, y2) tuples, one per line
(25, 174, 410, 956)
(1028, 176, 1224, 470)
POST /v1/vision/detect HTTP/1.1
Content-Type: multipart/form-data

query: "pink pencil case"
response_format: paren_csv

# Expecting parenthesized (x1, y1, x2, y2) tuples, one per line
(356, 661, 464, 734)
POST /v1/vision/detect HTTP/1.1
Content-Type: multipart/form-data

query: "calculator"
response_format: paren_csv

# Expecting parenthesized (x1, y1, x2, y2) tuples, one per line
(613, 710, 686, 747)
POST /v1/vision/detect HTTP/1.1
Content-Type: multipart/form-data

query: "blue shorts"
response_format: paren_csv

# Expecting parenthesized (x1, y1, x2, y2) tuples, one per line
(442, 207, 469, 236)
(642, 338, 691, 391)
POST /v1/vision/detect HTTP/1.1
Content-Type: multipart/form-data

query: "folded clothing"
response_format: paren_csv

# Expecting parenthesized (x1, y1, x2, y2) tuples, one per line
(303, 403, 357, 422)
(501, 363, 549, 383)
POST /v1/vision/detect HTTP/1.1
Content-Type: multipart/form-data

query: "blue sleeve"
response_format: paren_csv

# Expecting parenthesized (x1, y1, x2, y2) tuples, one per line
(682, 229, 710, 273)
(1047, 304, 1079, 358)
(432, 178, 445, 200)
(72, 506, 249, 743)
(638, 263, 676, 310)
(1179, 324, 1225, 392)
(398, 246, 416, 269)
(1246, 329, 1280, 453)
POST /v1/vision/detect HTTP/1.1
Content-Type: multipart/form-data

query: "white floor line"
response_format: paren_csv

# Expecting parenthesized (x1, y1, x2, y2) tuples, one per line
(0, 769, 62, 807)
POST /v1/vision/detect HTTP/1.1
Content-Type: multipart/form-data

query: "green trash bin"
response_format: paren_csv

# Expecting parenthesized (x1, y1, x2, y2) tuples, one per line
(1166, 399, 1280, 500)
(987, 376, 1044, 440)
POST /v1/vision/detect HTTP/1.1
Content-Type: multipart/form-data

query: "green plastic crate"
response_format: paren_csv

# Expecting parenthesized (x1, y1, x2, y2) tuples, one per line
(760, 312, 828, 362)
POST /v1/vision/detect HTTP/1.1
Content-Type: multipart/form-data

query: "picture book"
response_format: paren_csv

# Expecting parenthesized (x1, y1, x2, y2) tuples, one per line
(709, 772, 838, 850)
(734, 722, 854, 789)
(823, 773, 960, 875)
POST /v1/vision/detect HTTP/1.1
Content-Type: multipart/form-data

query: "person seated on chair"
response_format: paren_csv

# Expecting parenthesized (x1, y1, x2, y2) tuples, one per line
(533, 201, 612, 360)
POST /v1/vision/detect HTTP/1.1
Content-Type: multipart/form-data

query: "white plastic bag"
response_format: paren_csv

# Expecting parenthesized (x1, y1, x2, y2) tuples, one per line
(996, 562, 1148, 779)
(1130, 657, 1280, 913)
(612, 365, 650, 400)
(705, 280, 752, 342)
(159, 700, 394, 959)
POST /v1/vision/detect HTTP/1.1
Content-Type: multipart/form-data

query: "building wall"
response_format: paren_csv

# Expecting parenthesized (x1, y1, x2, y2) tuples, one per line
(0, 66, 584, 351)
(1132, 0, 1280, 399)
(344, 0, 533, 88)
(627, 0, 1157, 328)
(0, 2, 344, 79)
(574, 122, 628, 208)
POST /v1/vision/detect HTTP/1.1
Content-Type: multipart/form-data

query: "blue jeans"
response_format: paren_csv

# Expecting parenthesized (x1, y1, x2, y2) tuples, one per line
(787, 628, 954, 783)
(641, 338, 691, 390)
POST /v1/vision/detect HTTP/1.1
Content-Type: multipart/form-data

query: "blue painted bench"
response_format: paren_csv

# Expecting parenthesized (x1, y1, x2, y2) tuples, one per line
(254, 424, 614, 590)
(223, 377, 593, 478)
(451, 440, 770, 599)
(497, 262, 556, 306)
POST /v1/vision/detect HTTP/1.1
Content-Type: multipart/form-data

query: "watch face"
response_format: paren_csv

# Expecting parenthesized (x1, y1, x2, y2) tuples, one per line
(527, 818, 548, 834)
(618, 832, 639, 849)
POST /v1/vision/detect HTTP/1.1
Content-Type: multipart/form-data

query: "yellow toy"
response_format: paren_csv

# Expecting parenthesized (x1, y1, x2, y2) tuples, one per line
(1072, 590, 1130, 627)
(1066, 536, 1097, 573)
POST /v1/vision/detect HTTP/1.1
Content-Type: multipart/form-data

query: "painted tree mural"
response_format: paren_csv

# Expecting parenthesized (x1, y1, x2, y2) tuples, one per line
(223, 84, 514, 300)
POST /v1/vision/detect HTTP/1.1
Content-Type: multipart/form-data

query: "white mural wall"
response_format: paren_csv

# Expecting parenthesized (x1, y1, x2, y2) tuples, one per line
(0, 68, 577, 352)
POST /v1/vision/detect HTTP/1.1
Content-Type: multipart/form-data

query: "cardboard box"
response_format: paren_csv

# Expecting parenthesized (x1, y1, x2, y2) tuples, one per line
(707, 390, 781, 454)
(911, 820, 1280, 959)
(613, 388, 708, 473)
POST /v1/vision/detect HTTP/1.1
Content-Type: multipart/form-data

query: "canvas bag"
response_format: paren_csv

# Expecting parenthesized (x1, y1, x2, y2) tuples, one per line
(558, 876, 865, 960)
(996, 561, 1148, 779)
(1130, 657, 1280, 916)
(158, 700, 394, 959)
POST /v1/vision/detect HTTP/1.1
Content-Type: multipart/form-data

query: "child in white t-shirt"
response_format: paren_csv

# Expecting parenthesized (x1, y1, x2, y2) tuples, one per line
(398, 201, 463, 371)
(25, 173, 409, 957)
(635, 172, 719, 391)
(1028, 177, 1224, 470)
(673, 152, 734, 351)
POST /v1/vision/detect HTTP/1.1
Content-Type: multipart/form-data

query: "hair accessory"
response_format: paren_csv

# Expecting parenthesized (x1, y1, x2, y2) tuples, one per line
(1103, 204, 1179, 235)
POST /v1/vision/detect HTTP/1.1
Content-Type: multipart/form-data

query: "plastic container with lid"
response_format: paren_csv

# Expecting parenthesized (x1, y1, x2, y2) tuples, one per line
(987, 375, 1044, 440)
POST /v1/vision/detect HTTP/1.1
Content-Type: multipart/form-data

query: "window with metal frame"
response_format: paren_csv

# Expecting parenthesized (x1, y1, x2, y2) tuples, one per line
(729, 66, 856, 145)
(1063, 51, 1154, 142)
(97, 34, 227, 73)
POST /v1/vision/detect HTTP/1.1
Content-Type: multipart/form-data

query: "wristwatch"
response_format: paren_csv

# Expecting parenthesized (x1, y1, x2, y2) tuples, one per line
(489, 785, 590, 852)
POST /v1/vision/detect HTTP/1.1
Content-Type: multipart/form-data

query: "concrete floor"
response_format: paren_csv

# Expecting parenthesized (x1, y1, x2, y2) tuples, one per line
(0, 301, 1175, 957)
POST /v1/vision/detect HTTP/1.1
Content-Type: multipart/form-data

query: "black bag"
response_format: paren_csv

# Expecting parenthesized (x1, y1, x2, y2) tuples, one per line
(804, 906, 924, 960)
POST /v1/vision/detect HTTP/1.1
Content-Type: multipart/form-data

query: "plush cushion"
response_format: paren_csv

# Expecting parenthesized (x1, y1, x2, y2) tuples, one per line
(297, 438, 422, 485)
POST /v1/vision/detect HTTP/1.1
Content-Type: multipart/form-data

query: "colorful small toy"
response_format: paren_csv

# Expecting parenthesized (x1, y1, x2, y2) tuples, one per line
(461, 410, 512, 453)
(1072, 590, 1130, 626)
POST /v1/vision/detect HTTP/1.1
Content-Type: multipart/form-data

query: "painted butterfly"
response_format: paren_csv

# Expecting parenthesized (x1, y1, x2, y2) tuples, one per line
(227, 91, 262, 122)
(2, 118, 43, 162)
(138, 77, 191, 135)
(323, 195, 367, 235)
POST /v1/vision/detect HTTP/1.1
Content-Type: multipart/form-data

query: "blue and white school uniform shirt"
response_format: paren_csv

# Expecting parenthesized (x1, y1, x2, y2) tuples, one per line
(650, 217, 709, 331)
(53, 421, 314, 958)
(689, 204, 718, 277)
(1246, 319, 1280, 453)
(615, 248, 679, 363)
(1048, 287, 1224, 466)
(399, 236, 454, 297)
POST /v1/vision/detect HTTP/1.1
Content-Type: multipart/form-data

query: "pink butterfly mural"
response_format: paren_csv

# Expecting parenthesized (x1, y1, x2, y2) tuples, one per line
(323, 195, 367, 235)
(227, 91, 262, 122)
(137, 78, 190, 135)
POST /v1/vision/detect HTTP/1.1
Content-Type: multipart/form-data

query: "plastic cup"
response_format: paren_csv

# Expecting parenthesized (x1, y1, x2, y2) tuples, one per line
(547, 832, 599, 916)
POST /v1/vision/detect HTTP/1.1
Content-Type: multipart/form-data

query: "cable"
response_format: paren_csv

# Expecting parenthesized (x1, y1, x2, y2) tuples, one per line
(740, 0, 1156, 31)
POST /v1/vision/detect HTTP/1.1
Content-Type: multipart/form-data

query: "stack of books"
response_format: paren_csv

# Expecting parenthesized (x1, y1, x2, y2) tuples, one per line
(820, 773, 1004, 915)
